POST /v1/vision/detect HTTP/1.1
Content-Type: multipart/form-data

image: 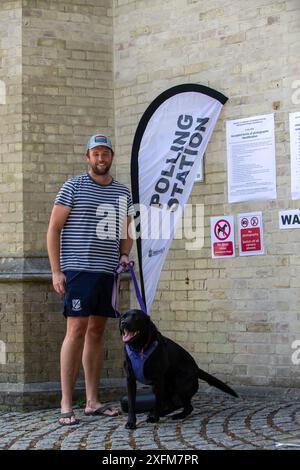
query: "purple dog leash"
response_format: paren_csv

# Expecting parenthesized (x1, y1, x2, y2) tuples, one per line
(126, 261, 147, 314)
(112, 260, 147, 317)
(111, 262, 125, 318)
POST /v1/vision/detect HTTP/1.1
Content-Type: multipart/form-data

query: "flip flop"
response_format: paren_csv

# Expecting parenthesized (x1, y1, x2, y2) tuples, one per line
(84, 404, 120, 417)
(59, 411, 80, 426)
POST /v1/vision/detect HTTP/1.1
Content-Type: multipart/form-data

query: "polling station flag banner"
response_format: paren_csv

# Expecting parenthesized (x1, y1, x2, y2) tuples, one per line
(131, 84, 228, 314)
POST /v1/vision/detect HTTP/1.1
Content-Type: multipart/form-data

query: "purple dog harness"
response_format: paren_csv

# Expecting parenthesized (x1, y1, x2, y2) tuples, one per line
(125, 341, 158, 385)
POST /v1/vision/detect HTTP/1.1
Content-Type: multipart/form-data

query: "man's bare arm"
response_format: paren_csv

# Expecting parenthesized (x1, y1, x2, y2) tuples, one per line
(47, 204, 71, 294)
(119, 216, 134, 264)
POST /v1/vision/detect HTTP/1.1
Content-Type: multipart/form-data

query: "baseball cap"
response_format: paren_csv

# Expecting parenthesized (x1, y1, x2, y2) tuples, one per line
(86, 134, 114, 152)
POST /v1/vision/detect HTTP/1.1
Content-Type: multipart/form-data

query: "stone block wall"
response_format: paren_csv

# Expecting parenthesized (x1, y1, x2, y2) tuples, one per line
(0, 282, 24, 385)
(22, 0, 115, 253)
(0, 0, 127, 410)
(0, 1, 23, 255)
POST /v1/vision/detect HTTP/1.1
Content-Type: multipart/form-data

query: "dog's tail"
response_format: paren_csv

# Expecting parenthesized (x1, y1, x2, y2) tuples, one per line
(198, 368, 239, 398)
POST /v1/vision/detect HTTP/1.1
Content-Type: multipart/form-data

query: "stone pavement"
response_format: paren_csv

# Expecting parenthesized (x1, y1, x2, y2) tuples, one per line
(0, 393, 300, 450)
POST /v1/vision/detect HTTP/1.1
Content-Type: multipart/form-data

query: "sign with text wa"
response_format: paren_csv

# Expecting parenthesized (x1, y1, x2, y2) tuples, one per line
(279, 210, 300, 229)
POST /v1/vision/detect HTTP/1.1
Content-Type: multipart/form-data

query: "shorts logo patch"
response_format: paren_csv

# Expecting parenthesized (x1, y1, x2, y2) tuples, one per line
(72, 299, 82, 311)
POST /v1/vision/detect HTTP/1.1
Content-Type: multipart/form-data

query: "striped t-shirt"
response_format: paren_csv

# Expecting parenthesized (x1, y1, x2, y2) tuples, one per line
(54, 173, 134, 274)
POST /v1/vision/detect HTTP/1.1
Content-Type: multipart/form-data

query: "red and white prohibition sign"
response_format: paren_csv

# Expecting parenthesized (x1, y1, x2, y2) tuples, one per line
(214, 219, 231, 241)
(237, 211, 264, 256)
(211, 216, 235, 258)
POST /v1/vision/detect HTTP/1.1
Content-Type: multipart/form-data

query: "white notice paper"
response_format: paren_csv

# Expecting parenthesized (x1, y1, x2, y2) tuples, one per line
(290, 112, 300, 200)
(226, 114, 277, 203)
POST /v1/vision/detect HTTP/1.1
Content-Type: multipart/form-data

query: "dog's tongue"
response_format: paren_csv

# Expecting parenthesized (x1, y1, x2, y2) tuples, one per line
(122, 329, 136, 343)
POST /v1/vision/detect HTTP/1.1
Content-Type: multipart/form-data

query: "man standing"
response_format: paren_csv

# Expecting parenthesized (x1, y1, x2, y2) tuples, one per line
(47, 134, 133, 425)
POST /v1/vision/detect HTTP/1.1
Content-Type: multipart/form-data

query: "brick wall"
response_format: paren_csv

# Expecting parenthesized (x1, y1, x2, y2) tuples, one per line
(0, 0, 124, 408)
(0, 282, 24, 384)
(22, 0, 115, 253)
(0, 1, 23, 255)
(114, 0, 300, 388)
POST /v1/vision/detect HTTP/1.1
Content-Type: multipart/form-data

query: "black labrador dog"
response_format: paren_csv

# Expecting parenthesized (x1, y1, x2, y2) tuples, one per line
(120, 309, 238, 429)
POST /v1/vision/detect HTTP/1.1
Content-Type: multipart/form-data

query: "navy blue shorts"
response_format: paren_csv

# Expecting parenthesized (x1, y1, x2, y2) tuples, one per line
(63, 271, 117, 318)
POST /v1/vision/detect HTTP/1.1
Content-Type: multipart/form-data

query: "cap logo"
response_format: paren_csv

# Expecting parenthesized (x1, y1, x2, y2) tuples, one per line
(94, 135, 108, 143)
(87, 134, 113, 151)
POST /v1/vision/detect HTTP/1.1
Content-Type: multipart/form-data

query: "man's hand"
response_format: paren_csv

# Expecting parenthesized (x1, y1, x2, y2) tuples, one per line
(119, 254, 130, 270)
(52, 271, 66, 294)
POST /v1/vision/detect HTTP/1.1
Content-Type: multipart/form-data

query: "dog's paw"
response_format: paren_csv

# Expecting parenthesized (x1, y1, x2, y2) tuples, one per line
(171, 406, 193, 420)
(171, 411, 185, 420)
(146, 413, 159, 423)
(125, 421, 136, 430)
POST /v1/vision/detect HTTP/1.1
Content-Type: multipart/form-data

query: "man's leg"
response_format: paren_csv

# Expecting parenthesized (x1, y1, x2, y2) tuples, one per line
(60, 316, 89, 424)
(83, 316, 118, 416)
